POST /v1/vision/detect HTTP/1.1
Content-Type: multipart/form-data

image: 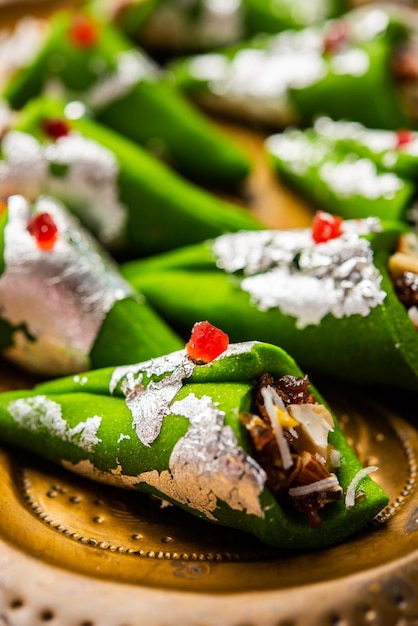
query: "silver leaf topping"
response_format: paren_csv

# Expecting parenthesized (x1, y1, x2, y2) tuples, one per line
(137, 392, 266, 520)
(7, 395, 102, 452)
(83, 49, 161, 112)
(110, 350, 196, 446)
(109, 342, 260, 446)
(0, 130, 127, 247)
(0, 195, 133, 375)
(212, 220, 386, 328)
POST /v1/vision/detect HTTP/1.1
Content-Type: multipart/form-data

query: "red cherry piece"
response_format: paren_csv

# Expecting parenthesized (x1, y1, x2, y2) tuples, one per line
(312, 211, 343, 244)
(395, 128, 415, 148)
(69, 15, 99, 48)
(323, 21, 349, 54)
(42, 118, 71, 140)
(186, 321, 229, 363)
(27, 212, 58, 251)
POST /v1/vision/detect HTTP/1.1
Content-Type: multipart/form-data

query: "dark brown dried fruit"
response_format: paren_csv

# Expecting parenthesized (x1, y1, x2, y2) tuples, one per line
(391, 43, 418, 83)
(393, 271, 418, 308)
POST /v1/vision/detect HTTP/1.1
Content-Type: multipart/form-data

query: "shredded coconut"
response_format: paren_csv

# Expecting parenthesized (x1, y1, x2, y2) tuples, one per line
(288, 475, 339, 497)
(261, 386, 293, 470)
(345, 465, 379, 508)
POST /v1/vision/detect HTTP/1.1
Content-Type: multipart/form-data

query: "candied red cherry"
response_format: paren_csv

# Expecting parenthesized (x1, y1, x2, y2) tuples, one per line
(42, 118, 71, 140)
(186, 321, 229, 363)
(27, 212, 58, 251)
(69, 14, 99, 48)
(312, 211, 343, 244)
(395, 128, 415, 148)
(323, 21, 350, 54)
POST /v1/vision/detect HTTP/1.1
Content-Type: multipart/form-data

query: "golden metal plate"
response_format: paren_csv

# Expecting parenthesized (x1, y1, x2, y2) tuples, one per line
(0, 2, 418, 623)
(0, 359, 417, 626)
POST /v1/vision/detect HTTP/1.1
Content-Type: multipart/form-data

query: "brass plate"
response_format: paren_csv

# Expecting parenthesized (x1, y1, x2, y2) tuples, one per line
(0, 2, 418, 623)
(0, 362, 417, 626)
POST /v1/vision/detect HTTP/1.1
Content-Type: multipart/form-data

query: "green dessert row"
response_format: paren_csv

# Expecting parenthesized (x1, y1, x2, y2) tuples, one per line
(0, 97, 261, 258)
(1, 7, 250, 189)
(169, 5, 418, 130)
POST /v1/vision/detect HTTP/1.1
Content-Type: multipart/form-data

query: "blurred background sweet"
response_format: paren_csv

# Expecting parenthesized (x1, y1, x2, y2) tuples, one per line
(2, 0, 418, 385)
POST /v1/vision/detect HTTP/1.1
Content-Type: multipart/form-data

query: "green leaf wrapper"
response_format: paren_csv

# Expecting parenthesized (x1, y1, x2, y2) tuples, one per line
(121, 217, 418, 392)
(2, 8, 250, 189)
(0, 194, 182, 376)
(0, 341, 389, 550)
(169, 6, 418, 130)
(265, 122, 415, 223)
(0, 96, 261, 258)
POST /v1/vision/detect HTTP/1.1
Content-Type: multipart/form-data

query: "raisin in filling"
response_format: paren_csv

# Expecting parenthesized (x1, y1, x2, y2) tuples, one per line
(241, 374, 342, 528)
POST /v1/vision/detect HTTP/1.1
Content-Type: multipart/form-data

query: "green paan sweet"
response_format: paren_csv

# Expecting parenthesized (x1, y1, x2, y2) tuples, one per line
(169, 5, 418, 130)
(0, 334, 389, 550)
(121, 215, 418, 392)
(1, 7, 250, 189)
(265, 118, 416, 225)
(94, 0, 348, 52)
(0, 194, 182, 377)
(0, 97, 261, 258)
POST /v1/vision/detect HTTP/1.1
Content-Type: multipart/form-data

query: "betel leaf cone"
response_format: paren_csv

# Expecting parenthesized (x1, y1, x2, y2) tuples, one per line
(1, 8, 250, 190)
(121, 216, 418, 393)
(169, 6, 418, 131)
(0, 194, 182, 377)
(0, 96, 261, 259)
(0, 339, 389, 550)
(265, 123, 416, 224)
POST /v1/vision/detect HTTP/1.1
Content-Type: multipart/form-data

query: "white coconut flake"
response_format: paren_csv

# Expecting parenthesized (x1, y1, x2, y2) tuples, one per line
(345, 465, 379, 509)
(261, 386, 293, 470)
(288, 475, 339, 497)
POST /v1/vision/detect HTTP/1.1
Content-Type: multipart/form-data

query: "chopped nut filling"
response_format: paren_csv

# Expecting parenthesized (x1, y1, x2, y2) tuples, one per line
(241, 373, 342, 528)
(389, 232, 418, 328)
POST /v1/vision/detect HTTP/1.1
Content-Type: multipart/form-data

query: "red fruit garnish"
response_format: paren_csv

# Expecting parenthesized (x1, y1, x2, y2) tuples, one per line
(69, 14, 99, 48)
(395, 128, 415, 148)
(186, 321, 229, 364)
(42, 118, 71, 140)
(323, 21, 349, 54)
(27, 212, 58, 251)
(312, 211, 343, 244)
